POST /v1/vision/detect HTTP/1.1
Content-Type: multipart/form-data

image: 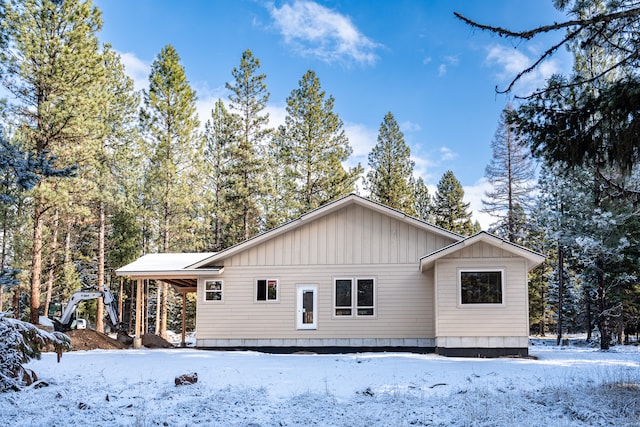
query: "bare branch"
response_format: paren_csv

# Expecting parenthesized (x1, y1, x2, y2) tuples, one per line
(454, 8, 640, 40)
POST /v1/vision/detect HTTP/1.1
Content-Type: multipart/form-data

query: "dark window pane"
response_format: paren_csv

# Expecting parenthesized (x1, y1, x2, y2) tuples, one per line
(335, 308, 352, 316)
(335, 279, 352, 307)
(357, 279, 374, 307)
(257, 280, 266, 301)
(461, 272, 502, 304)
(358, 308, 374, 316)
(267, 280, 277, 300)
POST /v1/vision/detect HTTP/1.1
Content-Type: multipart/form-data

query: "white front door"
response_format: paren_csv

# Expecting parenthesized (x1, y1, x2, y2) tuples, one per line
(296, 285, 317, 330)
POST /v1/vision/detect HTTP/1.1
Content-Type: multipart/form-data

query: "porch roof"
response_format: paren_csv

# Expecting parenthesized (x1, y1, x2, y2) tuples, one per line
(115, 252, 221, 291)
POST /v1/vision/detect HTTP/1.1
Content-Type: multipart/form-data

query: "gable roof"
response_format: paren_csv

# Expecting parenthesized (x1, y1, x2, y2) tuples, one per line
(189, 193, 462, 269)
(419, 231, 545, 272)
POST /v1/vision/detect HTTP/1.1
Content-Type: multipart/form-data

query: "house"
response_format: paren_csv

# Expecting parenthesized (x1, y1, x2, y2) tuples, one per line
(116, 194, 544, 357)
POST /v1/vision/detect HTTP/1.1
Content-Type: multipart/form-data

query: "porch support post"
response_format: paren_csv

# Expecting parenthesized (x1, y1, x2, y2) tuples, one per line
(133, 278, 142, 349)
(181, 292, 187, 348)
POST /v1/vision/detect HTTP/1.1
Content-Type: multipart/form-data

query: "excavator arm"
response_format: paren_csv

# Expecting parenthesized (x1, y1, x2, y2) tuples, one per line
(54, 288, 124, 333)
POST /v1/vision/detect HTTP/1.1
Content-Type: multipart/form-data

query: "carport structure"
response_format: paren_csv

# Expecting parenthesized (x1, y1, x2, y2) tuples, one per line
(115, 252, 220, 348)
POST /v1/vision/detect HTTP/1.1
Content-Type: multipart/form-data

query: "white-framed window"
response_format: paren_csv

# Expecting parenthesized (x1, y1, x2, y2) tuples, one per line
(334, 277, 375, 317)
(204, 279, 223, 302)
(256, 279, 278, 302)
(459, 269, 504, 305)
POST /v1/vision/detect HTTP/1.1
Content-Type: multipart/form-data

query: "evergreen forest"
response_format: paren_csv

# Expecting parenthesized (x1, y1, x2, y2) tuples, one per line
(0, 0, 638, 350)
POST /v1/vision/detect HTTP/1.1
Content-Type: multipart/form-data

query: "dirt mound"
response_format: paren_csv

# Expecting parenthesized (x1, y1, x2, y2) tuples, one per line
(142, 333, 174, 348)
(66, 329, 129, 351)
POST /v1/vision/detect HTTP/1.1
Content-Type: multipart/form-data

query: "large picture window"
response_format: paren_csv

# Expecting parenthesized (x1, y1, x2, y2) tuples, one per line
(334, 278, 375, 316)
(460, 270, 503, 304)
(256, 279, 278, 301)
(204, 279, 223, 302)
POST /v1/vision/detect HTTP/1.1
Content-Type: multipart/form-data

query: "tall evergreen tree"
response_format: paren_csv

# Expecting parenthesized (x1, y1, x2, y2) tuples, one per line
(366, 112, 416, 215)
(263, 125, 298, 229)
(283, 69, 362, 215)
(414, 176, 432, 222)
(481, 105, 536, 243)
(433, 170, 475, 235)
(91, 46, 139, 332)
(0, 0, 104, 324)
(203, 99, 235, 251)
(225, 49, 270, 242)
(139, 44, 202, 338)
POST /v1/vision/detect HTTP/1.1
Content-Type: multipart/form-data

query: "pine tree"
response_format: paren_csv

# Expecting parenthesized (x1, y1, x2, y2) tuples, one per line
(414, 177, 432, 222)
(283, 70, 362, 215)
(203, 99, 236, 251)
(139, 44, 202, 338)
(366, 112, 416, 215)
(1, 0, 104, 324)
(481, 105, 536, 243)
(225, 49, 270, 242)
(263, 125, 298, 229)
(433, 171, 475, 235)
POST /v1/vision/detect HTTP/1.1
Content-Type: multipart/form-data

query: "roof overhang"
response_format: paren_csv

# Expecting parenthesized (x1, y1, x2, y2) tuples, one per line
(115, 253, 222, 292)
(419, 231, 545, 272)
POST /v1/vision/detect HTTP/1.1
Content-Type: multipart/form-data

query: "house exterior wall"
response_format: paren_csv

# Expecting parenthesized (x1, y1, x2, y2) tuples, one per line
(195, 264, 435, 347)
(223, 204, 456, 267)
(433, 243, 530, 356)
(195, 204, 456, 348)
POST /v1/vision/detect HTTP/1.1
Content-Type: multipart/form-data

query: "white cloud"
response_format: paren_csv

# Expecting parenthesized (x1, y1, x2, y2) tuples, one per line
(265, 103, 288, 129)
(400, 120, 421, 133)
(118, 51, 150, 92)
(438, 55, 459, 77)
(268, 0, 381, 66)
(344, 122, 376, 162)
(485, 44, 560, 94)
(439, 146, 458, 162)
(463, 177, 494, 231)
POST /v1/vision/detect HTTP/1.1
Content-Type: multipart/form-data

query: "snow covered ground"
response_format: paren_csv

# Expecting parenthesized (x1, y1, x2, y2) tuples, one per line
(1, 341, 639, 426)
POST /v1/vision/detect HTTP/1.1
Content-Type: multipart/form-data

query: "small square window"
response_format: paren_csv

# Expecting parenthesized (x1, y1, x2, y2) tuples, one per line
(205, 280, 223, 301)
(257, 279, 278, 301)
(460, 271, 503, 304)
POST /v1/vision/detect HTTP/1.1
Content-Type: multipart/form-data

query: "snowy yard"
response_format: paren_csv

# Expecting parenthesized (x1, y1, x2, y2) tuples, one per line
(1, 342, 639, 426)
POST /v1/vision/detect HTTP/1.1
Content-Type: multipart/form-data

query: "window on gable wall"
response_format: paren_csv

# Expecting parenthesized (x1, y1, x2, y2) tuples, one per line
(334, 278, 375, 316)
(256, 279, 278, 301)
(460, 270, 503, 304)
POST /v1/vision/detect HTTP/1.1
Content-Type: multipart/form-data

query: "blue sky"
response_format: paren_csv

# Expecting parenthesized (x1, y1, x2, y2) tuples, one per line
(93, 0, 571, 228)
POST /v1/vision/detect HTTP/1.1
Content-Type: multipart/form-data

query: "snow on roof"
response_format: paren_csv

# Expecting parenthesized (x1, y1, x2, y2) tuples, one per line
(115, 252, 216, 275)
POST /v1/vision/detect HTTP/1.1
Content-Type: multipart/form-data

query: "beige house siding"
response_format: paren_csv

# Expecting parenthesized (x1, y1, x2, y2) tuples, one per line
(195, 264, 435, 344)
(221, 203, 456, 267)
(434, 258, 529, 339)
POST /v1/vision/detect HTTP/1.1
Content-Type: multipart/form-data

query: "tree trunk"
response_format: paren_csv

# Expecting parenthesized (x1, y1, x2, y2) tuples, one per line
(539, 285, 545, 336)
(154, 283, 162, 335)
(30, 196, 45, 325)
(43, 210, 60, 319)
(586, 292, 592, 341)
(597, 266, 609, 350)
(556, 246, 564, 346)
(118, 278, 124, 323)
(0, 204, 8, 313)
(96, 201, 105, 333)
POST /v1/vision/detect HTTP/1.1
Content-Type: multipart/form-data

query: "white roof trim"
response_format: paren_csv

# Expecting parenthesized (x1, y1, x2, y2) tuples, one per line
(116, 252, 220, 277)
(188, 193, 462, 268)
(419, 231, 545, 272)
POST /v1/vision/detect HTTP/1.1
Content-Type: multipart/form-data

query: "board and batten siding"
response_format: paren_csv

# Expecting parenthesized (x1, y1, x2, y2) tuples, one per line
(195, 264, 435, 342)
(223, 203, 456, 267)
